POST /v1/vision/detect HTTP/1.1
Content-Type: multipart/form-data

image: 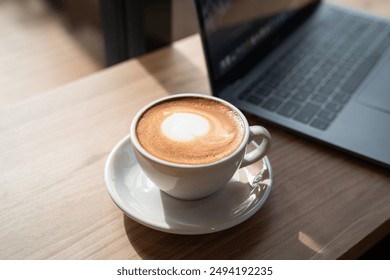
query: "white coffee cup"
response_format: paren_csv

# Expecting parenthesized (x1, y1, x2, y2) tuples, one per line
(130, 93, 271, 200)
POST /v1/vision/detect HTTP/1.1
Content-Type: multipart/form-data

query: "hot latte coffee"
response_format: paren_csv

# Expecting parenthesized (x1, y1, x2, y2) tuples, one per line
(136, 97, 245, 165)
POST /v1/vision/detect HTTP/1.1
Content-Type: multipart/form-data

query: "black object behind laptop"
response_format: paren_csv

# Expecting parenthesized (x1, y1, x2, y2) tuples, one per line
(195, 0, 390, 168)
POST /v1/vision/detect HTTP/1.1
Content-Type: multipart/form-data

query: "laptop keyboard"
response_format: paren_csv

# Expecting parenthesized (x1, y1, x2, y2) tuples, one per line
(239, 7, 390, 131)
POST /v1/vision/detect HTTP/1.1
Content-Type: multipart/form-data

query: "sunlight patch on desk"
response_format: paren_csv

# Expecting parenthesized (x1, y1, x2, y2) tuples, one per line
(173, 35, 208, 75)
(298, 231, 327, 254)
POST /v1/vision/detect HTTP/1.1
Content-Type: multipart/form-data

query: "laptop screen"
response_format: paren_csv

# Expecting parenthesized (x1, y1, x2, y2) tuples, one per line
(196, 0, 319, 93)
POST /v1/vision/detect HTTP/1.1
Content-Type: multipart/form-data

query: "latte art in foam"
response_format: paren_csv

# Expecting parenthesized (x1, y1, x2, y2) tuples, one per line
(161, 112, 210, 142)
(136, 97, 245, 165)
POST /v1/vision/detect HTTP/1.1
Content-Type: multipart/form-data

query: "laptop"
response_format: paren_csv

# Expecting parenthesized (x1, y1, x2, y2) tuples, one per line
(195, 0, 390, 168)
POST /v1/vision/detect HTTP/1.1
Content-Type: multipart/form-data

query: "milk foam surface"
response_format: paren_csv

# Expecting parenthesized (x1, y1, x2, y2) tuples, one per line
(161, 112, 210, 142)
(136, 97, 244, 165)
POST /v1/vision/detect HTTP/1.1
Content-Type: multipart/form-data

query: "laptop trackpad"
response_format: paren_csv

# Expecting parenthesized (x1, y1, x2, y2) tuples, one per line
(358, 54, 390, 114)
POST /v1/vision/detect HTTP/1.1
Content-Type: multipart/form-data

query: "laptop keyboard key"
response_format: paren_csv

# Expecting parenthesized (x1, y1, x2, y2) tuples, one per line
(294, 103, 321, 124)
(292, 91, 311, 101)
(333, 92, 351, 104)
(274, 87, 291, 98)
(341, 55, 380, 93)
(261, 98, 283, 111)
(312, 93, 329, 103)
(317, 110, 337, 122)
(255, 87, 272, 97)
(317, 86, 334, 95)
(310, 118, 331, 130)
(277, 101, 300, 117)
(247, 95, 264, 105)
(238, 91, 250, 100)
(325, 102, 343, 112)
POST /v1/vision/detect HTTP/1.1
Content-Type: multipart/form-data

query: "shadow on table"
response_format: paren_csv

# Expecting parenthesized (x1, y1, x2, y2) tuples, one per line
(123, 200, 273, 260)
(137, 46, 211, 95)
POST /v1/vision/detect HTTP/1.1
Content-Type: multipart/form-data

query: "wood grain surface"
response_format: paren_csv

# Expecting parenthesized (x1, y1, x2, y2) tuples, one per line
(0, 1, 389, 259)
(0, 0, 103, 110)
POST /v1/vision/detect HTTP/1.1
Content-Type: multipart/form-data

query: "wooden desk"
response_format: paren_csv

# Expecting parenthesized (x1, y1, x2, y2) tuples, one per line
(1, 3, 389, 260)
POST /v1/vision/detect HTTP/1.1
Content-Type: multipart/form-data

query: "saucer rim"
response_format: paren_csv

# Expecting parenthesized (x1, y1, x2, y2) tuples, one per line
(104, 135, 273, 235)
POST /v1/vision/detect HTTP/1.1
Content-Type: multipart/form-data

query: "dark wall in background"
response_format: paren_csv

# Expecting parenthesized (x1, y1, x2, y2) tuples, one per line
(48, 0, 101, 28)
(48, 0, 199, 66)
(100, 0, 199, 66)
(172, 0, 198, 40)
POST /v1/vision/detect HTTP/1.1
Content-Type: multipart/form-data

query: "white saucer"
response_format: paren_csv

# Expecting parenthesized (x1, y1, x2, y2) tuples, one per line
(104, 135, 273, 235)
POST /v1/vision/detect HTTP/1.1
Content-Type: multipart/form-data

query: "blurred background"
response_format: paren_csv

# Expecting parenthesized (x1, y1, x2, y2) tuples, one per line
(0, 0, 103, 109)
(0, 0, 389, 107)
(0, 0, 198, 110)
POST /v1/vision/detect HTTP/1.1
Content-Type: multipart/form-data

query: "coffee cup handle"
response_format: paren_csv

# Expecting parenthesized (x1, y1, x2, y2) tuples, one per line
(240, 126, 271, 168)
